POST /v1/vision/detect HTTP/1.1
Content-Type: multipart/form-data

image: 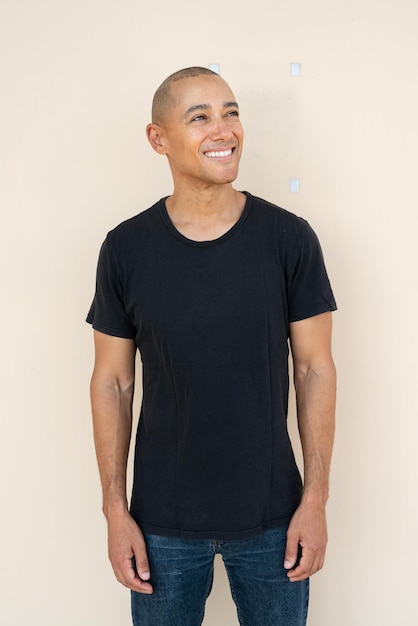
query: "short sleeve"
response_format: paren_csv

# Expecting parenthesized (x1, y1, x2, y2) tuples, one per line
(86, 235, 136, 339)
(287, 219, 337, 322)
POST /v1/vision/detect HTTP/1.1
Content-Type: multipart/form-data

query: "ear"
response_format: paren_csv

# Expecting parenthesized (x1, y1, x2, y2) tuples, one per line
(146, 123, 168, 155)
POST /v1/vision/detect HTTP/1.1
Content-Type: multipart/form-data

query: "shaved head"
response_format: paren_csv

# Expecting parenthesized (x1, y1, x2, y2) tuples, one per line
(151, 66, 219, 125)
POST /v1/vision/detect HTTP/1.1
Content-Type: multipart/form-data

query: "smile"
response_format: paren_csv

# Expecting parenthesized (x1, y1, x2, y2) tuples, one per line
(204, 149, 233, 158)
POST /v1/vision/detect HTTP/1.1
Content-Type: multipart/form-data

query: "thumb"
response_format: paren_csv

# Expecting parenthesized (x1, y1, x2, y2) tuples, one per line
(284, 532, 300, 570)
(133, 546, 151, 581)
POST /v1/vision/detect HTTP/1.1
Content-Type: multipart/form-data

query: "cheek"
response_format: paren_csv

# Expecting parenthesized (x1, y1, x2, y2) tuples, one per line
(235, 122, 244, 138)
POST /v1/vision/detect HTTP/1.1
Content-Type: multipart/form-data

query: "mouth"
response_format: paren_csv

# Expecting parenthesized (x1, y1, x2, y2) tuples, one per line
(203, 147, 235, 159)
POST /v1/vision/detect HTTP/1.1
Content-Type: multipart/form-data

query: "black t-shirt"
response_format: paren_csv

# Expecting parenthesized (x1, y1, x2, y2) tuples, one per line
(87, 192, 337, 539)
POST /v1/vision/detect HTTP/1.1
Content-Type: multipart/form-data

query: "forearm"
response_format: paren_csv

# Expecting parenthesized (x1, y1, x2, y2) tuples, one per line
(90, 376, 134, 517)
(286, 313, 336, 579)
(294, 359, 336, 506)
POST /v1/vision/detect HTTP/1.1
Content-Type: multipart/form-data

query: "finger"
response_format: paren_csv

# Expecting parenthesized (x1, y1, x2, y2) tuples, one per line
(131, 539, 153, 593)
(287, 545, 312, 581)
(287, 567, 309, 582)
(287, 550, 323, 582)
(133, 551, 151, 582)
(284, 532, 300, 570)
(115, 555, 153, 594)
(130, 578, 154, 594)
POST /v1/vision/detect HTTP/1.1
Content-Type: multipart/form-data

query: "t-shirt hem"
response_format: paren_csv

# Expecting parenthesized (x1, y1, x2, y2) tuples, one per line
(86, 317, 136, 340)
(289, 301, 337, 324)
(135, 517, 293, 541)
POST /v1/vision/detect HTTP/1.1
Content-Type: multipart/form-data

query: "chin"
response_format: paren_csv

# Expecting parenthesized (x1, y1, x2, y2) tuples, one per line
(209, 168, 240, 185)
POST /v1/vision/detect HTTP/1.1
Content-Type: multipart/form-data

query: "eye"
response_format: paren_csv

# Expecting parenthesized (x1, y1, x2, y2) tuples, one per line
(225, 110, 239, 118)
(191, 114, 207, 122)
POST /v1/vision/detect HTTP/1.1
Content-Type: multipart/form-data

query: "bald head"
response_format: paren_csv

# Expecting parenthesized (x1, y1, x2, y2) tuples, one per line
(151, 66, 220, 125)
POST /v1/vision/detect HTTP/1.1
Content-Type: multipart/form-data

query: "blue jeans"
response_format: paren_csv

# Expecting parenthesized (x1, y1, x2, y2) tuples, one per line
(131, 527, 309, 626)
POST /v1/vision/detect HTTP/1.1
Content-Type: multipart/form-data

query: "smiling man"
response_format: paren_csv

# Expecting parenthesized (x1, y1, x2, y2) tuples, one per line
(87, 66, 337, 626)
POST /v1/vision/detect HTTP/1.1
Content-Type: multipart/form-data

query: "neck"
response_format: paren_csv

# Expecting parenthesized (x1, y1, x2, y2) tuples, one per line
(165, 184, 246, 242)
(167, 182, 240, 217)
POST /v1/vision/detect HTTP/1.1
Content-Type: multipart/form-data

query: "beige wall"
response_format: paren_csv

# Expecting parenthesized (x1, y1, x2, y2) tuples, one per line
(1, 0, 417, 624)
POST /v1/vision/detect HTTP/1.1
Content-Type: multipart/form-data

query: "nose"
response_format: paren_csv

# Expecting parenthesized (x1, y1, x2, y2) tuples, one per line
(208, 115, 234, 141)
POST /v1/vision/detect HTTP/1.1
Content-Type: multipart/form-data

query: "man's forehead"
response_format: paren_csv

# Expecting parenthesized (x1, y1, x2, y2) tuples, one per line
(171, 75, 237, 109)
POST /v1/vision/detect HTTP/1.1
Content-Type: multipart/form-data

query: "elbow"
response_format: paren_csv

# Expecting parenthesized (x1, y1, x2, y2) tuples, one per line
(293, 356, 336, 389)
(90, 369, 135, 400)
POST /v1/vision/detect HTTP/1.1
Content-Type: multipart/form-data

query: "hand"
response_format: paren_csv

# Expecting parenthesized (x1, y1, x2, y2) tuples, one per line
(284, 502, 328, 582)
(107, 510, 153, 594)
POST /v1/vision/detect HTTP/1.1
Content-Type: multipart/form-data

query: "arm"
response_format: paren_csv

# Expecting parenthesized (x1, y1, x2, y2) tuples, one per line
(285, 311, 336, 582)
(90, 330, 153, 594)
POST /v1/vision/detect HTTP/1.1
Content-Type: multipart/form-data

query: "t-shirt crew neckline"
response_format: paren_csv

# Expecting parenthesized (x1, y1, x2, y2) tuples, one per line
(158, 192, 252, 248)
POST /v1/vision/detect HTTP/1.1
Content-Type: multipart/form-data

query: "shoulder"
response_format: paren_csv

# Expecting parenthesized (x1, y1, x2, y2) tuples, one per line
(97, 199, 168, 265)
(246, 193, 316, 240)
(106, 199, 163, 246)
(95, 199, 165, 274)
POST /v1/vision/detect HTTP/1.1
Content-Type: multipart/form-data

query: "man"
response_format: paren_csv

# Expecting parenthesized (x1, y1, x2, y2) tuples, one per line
(87, 66, 336, 626)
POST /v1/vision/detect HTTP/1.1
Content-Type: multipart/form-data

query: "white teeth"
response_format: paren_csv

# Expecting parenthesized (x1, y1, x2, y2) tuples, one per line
(205, 149, 232, 158)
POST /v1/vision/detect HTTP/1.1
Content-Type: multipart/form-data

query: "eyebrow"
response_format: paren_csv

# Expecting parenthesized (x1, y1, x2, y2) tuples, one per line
(183, 101, 239, 119)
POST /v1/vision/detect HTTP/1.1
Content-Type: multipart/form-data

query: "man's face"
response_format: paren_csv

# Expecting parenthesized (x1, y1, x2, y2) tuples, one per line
(156, 75, 244, 188)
